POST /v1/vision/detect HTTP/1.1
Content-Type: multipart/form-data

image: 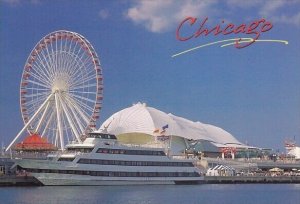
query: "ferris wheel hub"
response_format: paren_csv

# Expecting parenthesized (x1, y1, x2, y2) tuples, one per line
(52, 74, 70, 93)
(52, 81, 68, 93)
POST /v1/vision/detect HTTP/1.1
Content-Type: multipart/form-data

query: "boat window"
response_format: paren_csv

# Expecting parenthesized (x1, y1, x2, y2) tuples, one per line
(19, 167, 201, 178)
(67, 147, 93, 153)
(96, 148, 166, 156)
(88, 133, 117, 140)
(58, 157, 75, 162)
(77, 158, 194, 167)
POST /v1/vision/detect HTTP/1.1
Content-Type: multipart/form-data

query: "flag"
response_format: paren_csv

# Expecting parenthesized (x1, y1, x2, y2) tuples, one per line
(162, 124, 169, 130)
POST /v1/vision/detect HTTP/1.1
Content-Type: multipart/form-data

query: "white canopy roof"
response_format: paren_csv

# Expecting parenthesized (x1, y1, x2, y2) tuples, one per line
(209, 164, 235, 171)
(100, 103, 243, 145)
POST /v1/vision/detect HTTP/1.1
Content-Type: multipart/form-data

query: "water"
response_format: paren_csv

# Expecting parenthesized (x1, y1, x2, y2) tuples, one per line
(0, 184, 300, 204)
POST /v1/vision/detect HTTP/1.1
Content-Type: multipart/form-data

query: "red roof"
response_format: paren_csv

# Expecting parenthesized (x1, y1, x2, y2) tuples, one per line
(14, 133, 57, 151)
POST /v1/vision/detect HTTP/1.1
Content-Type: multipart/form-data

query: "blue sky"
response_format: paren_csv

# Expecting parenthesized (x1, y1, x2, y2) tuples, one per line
(0, 0, 300, 151)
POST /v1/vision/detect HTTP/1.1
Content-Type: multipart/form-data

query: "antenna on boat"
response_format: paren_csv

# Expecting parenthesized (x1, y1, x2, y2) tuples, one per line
(1, 142, 4, 156)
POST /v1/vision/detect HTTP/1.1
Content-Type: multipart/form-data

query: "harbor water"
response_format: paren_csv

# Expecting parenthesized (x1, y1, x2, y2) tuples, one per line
(0, 184, 300, 204)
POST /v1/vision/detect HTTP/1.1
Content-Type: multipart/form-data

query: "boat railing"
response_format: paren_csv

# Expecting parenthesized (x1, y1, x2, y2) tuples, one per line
(122, 142, 166, 149)
(1, 151, 58, 160)
(122, 143, 163, 149)
(171, 155, 199, 160)
(47, 151, 81, 159)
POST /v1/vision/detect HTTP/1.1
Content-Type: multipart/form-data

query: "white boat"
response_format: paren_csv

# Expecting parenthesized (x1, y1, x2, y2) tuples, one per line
(285, 140, 300, 160)
(287, 146, 300, 160)
(14, 131, 203, 185)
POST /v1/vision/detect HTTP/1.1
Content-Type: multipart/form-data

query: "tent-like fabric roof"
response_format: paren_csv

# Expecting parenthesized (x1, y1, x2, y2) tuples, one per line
(100, 103, 243, 146)
(14, 133, 57, 151)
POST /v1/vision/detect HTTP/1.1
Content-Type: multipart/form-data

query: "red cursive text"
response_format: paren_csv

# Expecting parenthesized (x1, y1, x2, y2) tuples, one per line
(176, 17, 273, 48)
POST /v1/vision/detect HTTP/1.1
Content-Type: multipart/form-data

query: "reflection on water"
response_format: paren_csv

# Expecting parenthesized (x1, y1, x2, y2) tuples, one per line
(0, 184, 300, 204)
(293, 184, 300, 189)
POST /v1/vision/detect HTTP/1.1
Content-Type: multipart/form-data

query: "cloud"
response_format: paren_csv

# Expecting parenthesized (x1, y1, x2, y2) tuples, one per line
(1, 0, 20, 5)
(228, 0, 300, 26)
(259, 0, 300, 26)
(226, 0, 263, 9)
(259, 0, 286, 16)
(125, 0, 300, 33)
(1, 0, 40, 6)
(99, 9, 109, 20)
(272, 12, 300, 26)
(126, 0, 218, 33)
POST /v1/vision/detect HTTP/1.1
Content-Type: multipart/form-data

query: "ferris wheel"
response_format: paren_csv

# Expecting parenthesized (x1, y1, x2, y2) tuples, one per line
(6, 30, 103, 150)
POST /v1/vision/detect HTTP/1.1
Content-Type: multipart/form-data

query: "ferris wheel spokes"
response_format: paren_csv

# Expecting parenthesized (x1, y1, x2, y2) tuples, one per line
(35, 99, 51, 133)
(65, 95, 91, 126)
(57, 92, 82, 142)
(54, 92, 64, 150)
(6, 93, 55, 151)
(61, 99, 89, 132)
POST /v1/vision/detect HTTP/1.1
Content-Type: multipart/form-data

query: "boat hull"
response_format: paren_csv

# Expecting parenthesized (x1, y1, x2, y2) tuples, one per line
(32, 173, 203, 186)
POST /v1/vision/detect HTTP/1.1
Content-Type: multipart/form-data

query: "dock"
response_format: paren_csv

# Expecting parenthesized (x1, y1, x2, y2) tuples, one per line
(1, 175, 300, 186)
(204, 175, 300, 184)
